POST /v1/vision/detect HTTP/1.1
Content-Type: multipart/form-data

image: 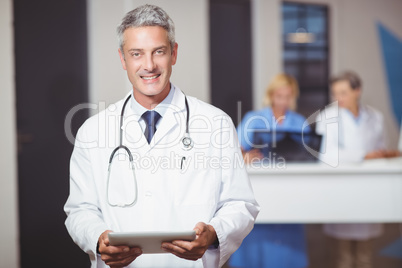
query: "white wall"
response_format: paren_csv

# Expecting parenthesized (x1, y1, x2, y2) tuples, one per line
(333, 0, 402, 148)
(87, 0, 129, 106)
(88, 0, 401, 145)
(251, 0, 402, 148)
(251, 0, 282, 111)
(87, 0, 210, 107)
(0, 0, 20, 267)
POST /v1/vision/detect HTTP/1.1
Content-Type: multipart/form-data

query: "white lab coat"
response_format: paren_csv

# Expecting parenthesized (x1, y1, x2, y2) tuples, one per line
(64, 86, 260, 268)
(316, 104, 385, 240)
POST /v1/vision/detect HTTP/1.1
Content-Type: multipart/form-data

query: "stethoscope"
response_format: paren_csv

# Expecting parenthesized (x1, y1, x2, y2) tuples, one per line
(107, 94, 193, 207)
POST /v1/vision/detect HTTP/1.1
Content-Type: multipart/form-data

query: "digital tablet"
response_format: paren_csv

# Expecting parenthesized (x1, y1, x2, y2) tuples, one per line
(108, 231, 196, 254)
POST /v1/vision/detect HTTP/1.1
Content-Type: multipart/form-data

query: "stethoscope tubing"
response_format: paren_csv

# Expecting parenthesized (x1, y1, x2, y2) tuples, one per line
(107, 93, 191, 207)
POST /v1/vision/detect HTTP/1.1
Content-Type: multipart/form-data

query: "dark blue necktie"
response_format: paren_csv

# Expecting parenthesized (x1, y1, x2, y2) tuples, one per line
(141, 110, 161, 143)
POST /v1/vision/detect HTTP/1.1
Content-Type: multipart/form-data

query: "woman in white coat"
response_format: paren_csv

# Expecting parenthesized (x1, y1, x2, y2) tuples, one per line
(316, 71, 400, 268)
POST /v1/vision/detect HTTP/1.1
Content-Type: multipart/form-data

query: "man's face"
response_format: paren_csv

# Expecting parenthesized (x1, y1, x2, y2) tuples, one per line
(118, 26, 178, 99)
(331, 80, 361, 109)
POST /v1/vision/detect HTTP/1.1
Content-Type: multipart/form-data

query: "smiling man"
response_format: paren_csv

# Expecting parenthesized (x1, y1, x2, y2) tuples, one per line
(118, 25, 177, 109)
(64, 4, 259, 268)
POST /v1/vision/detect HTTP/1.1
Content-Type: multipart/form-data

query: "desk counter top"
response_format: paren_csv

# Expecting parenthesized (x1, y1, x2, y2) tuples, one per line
(247, 157, 402, 223)
(247, 157, 402, 175)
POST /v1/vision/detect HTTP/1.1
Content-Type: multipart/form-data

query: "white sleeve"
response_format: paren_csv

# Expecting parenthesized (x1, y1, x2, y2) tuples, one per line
(320, 130, 365, 164)
(203, 114, 260, 268)
(373, 110, 387, 150)
(64, 125, 108, 263)
(315, 110, 365, 165)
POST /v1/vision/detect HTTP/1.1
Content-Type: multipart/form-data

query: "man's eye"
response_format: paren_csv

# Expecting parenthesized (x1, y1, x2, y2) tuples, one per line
(155, 50, 164, 55)
(130, 52, 140, 57)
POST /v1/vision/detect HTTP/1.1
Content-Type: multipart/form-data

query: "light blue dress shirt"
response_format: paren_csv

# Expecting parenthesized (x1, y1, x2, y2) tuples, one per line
(130, 84, 176, 133)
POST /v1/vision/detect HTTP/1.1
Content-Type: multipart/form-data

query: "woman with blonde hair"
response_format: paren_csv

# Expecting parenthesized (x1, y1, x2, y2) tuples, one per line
(237, 73, 310, 163)
(230, 73, 309, 268)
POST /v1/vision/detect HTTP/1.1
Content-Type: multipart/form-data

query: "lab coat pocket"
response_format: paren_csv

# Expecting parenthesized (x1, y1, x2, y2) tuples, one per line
(174, 167, 219, 206)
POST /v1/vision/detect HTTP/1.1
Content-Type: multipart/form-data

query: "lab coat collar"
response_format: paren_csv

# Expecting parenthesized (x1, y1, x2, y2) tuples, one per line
(341, 105, 369, 125)
(129, 84, 176, 120)
(358, 105, 377, 126)
(121, 84, 186, 153)
(151, 85, 186, 149)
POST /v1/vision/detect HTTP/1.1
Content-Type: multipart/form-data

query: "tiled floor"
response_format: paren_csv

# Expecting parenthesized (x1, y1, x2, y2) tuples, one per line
(225, 223, 402, 268)
(306, 224, 402, 268)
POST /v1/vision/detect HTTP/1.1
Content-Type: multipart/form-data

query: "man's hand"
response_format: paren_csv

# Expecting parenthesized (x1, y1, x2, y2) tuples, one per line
(365, 150, 401, 160)
(242, 149, 263, 164)
(98, 230, 142, 268)
(364, 150, 386, 159)
(383, 150, 401, 158)
(161, 222, 218, 261)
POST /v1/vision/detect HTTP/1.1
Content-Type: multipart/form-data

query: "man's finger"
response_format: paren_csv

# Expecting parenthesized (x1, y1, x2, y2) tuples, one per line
(162, 247, 200, 261)
(171, 240, 194, 251)
(162, 242, 188, 254)
(101, 245, 130, 255)
(103, 249, 142, 266)
(104, 237, 110, 246)
(169, 251, 200, 261)
(193, 222, 207, 236)
(106, 254, 138, 268)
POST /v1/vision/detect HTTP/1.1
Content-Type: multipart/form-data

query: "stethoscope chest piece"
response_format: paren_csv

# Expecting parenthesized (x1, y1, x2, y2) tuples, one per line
(181, 134, 193, 151)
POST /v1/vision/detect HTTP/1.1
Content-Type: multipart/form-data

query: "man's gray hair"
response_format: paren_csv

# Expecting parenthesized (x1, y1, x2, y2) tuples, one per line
(117, 4, 175, 55)
(331, 71, 362, 90)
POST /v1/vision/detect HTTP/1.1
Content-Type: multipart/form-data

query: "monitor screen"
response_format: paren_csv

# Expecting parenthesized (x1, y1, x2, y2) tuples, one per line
(252, 131, 322, 162)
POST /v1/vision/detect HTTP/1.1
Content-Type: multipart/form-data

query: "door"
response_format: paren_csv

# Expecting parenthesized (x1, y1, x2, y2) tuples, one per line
(210, 0, 253, 124)
(14, 0, 90, 266)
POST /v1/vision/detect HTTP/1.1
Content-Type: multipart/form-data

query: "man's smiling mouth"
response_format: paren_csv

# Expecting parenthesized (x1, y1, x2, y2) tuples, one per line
(141, 74, 161, 80)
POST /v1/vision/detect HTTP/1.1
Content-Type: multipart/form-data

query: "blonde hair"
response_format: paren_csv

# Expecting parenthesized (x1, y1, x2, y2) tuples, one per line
(263, 73, 299, 110)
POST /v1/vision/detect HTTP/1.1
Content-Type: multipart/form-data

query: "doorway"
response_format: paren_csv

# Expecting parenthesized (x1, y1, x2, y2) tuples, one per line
(14, 0, 90, 266)
(210, 0, 253, 124)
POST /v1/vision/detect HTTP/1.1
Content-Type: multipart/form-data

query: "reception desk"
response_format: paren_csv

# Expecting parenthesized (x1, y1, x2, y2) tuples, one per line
(248, 157, 402, 223)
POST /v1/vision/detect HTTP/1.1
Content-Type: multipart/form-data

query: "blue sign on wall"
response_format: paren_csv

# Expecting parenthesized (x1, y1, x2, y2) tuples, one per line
(377, 22, 402, 126)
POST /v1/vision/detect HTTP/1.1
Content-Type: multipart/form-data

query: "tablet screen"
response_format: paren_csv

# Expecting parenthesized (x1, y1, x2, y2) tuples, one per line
(108, 231, 196, 254)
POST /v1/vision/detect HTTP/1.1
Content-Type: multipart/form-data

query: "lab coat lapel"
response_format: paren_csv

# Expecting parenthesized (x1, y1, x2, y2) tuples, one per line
(121, 98, 151, 155)
(359, 106, 369, 125)
(150, 88, 186, 149)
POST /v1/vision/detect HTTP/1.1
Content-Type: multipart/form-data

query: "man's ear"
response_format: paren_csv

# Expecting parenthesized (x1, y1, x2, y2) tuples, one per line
(118, 48, 127, 70)
(171, 42, 178, 66)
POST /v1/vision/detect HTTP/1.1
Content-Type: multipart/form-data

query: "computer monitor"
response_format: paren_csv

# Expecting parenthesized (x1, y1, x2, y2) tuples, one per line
(252, 131, 322, 162)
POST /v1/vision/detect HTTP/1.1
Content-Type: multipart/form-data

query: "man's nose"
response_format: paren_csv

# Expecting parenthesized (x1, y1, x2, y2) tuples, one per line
(143, 55, 156, 71)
